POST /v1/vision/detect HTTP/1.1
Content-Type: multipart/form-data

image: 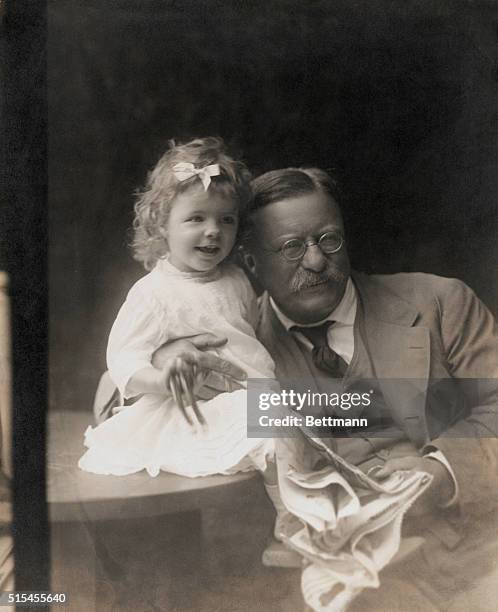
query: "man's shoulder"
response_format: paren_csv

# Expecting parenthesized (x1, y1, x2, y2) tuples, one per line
(355, 271, 472, 303)
(361, 270, 461, 289)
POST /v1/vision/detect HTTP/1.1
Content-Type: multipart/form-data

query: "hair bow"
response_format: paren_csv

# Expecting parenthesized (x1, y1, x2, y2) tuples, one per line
(173, 162, 221, 191)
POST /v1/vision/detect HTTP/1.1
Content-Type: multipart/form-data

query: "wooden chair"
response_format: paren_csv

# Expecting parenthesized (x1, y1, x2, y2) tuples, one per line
(0, 272, 14, 600)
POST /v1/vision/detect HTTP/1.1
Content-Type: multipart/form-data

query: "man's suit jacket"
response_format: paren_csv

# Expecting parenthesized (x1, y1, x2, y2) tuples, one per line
(256, 271, 498, 516)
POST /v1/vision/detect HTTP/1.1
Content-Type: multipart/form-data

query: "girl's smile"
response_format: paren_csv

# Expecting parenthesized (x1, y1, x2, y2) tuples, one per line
(196, 245, 221, 254)
(164, 185, 239, 272)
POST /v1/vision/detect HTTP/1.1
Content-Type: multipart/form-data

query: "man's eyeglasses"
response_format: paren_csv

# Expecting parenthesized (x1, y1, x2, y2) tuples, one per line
(273, 231, 344, 262)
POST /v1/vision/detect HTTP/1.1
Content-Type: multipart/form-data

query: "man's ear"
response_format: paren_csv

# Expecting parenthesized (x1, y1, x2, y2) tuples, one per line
(239, 247, 257, 275)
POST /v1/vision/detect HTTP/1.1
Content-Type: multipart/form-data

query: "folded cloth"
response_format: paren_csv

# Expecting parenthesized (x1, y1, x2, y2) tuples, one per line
(275, 434, 432, 612)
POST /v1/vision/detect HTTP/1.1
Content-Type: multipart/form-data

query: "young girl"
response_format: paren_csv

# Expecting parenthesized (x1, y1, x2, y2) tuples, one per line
(78, 138, 286, 528)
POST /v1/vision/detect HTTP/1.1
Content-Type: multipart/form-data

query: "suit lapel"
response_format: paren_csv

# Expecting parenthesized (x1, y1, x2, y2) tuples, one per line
(354, 273, 431, 445)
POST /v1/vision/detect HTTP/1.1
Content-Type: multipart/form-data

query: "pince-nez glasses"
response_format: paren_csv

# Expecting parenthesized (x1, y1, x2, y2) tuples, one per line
(274, 231, 344, 262)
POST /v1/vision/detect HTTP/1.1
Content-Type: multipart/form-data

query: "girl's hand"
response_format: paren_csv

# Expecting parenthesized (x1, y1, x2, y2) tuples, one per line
(162, 357, 206, 427)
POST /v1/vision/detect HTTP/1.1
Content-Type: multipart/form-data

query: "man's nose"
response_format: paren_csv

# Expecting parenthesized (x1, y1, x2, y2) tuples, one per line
(300, 244, 327, 272)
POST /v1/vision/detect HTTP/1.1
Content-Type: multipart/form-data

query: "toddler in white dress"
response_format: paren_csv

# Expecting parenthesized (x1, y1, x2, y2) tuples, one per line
(78, 138, 286, 530)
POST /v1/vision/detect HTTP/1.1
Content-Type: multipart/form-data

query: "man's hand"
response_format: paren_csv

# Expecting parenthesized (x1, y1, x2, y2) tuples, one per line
(161, 356, 206, 426)
(376, 455, 455, 516)
(152, 333, 246, 400)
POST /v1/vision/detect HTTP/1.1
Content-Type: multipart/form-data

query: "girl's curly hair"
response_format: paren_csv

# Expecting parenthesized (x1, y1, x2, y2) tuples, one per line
(132, 137, 252, 270)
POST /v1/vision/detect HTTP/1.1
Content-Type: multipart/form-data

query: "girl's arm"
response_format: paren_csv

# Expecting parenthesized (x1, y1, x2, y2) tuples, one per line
(107, 285, 205, 425)
(106, 286, 168, 398)
(125, 365, 169, 396)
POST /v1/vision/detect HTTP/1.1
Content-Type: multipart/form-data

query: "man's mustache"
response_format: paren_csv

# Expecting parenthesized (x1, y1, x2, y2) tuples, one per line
(290, 266, 346, 293)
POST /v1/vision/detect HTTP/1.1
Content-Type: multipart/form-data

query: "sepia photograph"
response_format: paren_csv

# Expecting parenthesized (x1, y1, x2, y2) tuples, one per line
(3, 1, 498, 610)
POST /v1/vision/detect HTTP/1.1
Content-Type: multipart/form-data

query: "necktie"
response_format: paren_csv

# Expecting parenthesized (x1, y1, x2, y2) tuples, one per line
(293, 322, 353, 439)
(293, 321, 348, 378)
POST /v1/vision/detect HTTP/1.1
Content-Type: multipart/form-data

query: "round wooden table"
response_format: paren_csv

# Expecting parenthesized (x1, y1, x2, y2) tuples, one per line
(47, 410, 258, 522)
(47, 411, 265, 609)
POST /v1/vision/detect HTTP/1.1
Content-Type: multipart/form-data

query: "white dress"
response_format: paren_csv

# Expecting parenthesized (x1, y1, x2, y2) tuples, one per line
(78, 259, 276, 478)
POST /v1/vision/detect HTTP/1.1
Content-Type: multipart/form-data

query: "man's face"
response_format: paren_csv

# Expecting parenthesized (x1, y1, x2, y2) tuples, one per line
(248, 190, 350, 324)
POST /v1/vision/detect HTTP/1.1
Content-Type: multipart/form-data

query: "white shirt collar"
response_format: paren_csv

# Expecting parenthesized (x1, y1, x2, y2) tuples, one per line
(269, 277, 357, 331)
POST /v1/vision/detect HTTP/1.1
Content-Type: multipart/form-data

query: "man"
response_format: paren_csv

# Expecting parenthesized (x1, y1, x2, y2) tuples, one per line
(243, 169, 498, 504)
(153, 167, 498, 608)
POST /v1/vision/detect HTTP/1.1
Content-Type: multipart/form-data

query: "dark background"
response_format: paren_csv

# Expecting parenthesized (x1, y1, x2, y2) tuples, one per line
(48, 0, 498, 413)
(4, 0, 49, 596)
